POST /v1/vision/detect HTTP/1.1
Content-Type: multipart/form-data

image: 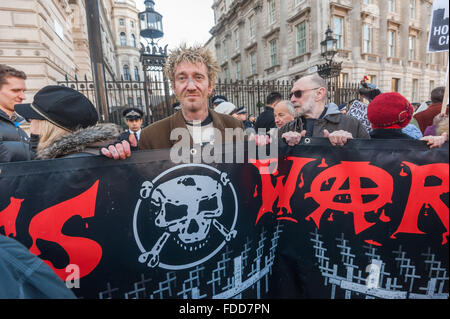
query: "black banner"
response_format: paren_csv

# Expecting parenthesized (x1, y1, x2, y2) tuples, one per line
(427, 0, 449, 53)
(0, 139, 448, 299)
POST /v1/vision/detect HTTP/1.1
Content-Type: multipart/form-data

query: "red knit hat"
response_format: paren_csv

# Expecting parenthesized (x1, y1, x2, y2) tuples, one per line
(367, 92, 413, 129)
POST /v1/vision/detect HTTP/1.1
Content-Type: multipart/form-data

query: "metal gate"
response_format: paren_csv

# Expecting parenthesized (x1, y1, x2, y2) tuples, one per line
(57, 74, 176, 126)
(58, 75, 359, 125)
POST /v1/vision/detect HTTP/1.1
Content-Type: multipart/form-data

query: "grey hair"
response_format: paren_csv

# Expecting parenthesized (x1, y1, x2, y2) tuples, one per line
(276, 100, 296, 116)
(307, 74, 327, 89)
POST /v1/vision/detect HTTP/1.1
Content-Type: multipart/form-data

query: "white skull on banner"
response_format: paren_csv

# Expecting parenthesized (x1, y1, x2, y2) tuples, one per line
(150, 175, 223, 246)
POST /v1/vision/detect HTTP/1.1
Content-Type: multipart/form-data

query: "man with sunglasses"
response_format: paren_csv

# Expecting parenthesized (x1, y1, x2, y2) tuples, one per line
(279, 74, 369, 146)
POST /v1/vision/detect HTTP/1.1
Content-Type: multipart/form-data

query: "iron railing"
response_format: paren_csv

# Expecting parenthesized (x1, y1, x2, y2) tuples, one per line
(58, 75, 359, 125)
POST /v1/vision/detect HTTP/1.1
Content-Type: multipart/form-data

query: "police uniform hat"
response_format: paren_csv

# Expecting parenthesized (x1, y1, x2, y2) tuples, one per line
(235, 107, 247, 115)
(123, 107, 143, 120)
(211, 95, 228, 105)
(172, 102, 181, 111)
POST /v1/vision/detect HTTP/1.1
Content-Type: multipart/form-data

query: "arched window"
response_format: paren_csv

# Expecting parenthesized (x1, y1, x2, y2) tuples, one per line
(123, 65, 130, 80)
(134, 66, 139, 81)
(131, 34, 136, 47)
(120, 32, 126, 46)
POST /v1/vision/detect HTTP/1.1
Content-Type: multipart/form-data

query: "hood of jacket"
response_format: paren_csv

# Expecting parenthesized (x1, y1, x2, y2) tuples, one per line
(37, 123, 122, 159)
(323, 103, 341, 117)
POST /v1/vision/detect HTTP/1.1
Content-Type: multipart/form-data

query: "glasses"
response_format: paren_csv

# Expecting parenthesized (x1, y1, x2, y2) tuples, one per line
(289, 87, 321, 99)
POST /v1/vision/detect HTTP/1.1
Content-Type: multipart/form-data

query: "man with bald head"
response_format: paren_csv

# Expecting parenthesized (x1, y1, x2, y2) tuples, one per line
(279, 74, 369, 146)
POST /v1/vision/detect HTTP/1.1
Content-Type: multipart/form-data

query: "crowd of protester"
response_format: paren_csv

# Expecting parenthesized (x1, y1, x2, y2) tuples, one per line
(0, 46, 448, 297)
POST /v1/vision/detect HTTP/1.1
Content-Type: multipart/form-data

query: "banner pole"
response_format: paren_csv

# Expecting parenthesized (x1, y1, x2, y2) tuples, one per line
(441, 63, 449, 115)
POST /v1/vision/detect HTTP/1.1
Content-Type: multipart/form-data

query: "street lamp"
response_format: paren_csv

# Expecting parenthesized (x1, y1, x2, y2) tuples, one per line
(138, 0, 171, 122)
(139, 0, 164, 41)
(317, 26, 342, 79)
(321, 26, 338, 63)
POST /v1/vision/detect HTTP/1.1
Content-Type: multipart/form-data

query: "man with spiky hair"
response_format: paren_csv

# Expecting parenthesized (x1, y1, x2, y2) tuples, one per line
(138, 45, 244, 150)
(101, 45, 245, 159)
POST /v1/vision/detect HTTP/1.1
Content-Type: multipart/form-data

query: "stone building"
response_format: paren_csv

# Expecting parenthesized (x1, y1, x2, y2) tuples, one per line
(210, 0, 448, 103)
(0, 0, 142, 102)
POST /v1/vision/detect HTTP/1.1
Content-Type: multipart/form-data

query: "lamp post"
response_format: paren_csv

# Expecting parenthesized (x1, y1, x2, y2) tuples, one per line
(138, 0, 170, 123)
(317, 26, 342, 79)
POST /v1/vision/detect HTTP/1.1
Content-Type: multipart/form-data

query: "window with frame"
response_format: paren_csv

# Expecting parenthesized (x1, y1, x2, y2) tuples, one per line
(123, 65, 130, 80)
(333, 17, 344, 49)
(410, 0, 416, 19)
(134, 66, 139, 80)
(409, 36, 416, 60)
(388, 0, 396, 12)
(223, 66, 229, 81)
(120, 32, 127, 46)
(392, 78, 400, 92)
(234, 29, 239, 50)
(388, 30, 396, 57)
(296, 22, 307, 55)
(223, 40, 227, 59)
(269, 39, 277, 67)
(249, 15, 255, 39)
(131, 34, 136, 47)
(363, 24, 372, 53)
(250, 51, 257, 75)
(268, 0, 276, 25)
(235, 61, 241, 80)
(119, 18, 124, 26)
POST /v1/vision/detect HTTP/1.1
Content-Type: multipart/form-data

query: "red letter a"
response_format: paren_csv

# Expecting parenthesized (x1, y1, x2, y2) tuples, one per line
(392, 162, 449, 245)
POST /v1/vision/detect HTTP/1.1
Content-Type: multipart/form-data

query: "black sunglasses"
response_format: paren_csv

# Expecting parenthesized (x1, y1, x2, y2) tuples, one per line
(289, 87, 321, 99)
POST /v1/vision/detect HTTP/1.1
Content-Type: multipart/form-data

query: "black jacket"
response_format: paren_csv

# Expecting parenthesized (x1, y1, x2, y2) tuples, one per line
(0, 109, 33, 163)
(278, 103, 370, 139)
(254, 107, 276, 134)
(369, 128, 415, 140)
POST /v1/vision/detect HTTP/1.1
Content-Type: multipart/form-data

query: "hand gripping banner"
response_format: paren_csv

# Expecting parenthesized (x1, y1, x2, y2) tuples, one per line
(0, 139, 448, 299)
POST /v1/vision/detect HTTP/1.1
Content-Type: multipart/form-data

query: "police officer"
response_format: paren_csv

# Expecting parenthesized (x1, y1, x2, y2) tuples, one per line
(120, 107, 144, 144)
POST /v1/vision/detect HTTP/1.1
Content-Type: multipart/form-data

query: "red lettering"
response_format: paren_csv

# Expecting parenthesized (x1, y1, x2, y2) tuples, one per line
(305, 162, 393, 235)
(392, 162, 449, 245)
(251, 157, 316, 224)
(28, 181, 102, 280)
(0, 197, 23, 237)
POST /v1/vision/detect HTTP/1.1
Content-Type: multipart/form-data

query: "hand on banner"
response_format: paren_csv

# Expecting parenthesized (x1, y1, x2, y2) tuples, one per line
(421, 132, 449, 149)
(100, 133, 137, 160)
(249, 134, 273, 146)
(323, 129, 353, 147)
(282, 130, 306, 146)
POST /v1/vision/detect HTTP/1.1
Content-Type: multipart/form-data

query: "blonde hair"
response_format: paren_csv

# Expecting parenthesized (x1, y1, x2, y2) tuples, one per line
(163, 44, 220, 88)
(36, 120, 70, 153)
